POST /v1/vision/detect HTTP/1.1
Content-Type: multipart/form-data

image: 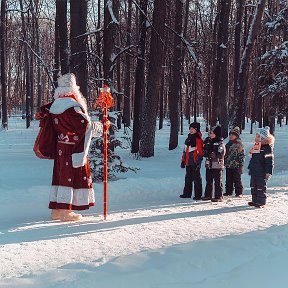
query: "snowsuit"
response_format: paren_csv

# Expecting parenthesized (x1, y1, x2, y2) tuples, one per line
(203, 137, 225, 199)
(224, 138, 245, 196)
(181, 132, 204, 199)
(248, 136, 274, 206)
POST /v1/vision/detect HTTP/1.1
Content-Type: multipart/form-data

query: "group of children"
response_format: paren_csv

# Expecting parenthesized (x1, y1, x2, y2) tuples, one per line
(180, 122, 275, 208)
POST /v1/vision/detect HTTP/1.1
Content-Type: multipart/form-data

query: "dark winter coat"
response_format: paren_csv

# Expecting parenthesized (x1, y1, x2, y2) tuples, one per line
(203, 137, 226, 169)
(225, 138, 245, 169)
(248, 135, 275, 177)
(181, 132, 204, 166)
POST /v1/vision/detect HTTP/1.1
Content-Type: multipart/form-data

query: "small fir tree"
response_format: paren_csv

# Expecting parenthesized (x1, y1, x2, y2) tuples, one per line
(89, 110, 138, 182)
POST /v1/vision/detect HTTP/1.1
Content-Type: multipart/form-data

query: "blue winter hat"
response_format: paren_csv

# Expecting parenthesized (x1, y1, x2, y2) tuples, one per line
(258, 126, 270, 140)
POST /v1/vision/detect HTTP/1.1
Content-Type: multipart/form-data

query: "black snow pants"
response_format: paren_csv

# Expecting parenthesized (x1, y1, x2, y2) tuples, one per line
(182, 165, 203, 198)
(204, 169, 223, 199)
(250, 175, 267, 205)
(225, 167, 243, 196)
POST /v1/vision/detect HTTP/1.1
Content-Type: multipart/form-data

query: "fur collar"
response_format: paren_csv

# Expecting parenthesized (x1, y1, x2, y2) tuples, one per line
(261, 135, 275, 146)
(50, 97, 81, 115)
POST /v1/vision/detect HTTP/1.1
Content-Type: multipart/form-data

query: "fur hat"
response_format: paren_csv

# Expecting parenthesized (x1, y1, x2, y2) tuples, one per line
(58, 73, 78, 88)
(258, 126, 270, 140)
(54, 73, 80, 99)
(189, 122, 200, 132)
(53, 73, 88, 113)
(212, 125, 222, 138)
(229, 126, 240, 138)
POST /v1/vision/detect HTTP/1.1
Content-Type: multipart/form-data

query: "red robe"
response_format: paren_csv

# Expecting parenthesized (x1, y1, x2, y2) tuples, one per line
(48, 96, 95, 210)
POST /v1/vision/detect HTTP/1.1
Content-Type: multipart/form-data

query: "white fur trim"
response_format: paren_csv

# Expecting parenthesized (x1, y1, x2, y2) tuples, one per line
(72, 188, 95, 206)
(100, 86, 111, 93)
(72, 107, 93, 168)
(50, 97, 81, 115)
(50, 185, 73, 204)
(50, 185, 95, 206)
(184, 145, 196, 152)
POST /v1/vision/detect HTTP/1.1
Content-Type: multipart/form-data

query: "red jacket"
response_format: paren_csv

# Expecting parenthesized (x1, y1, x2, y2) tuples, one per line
(182, 132, 204, 166)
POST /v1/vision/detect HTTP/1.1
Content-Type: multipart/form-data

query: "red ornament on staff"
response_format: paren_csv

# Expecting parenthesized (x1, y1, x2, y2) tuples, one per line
(94, 85, 114, 220)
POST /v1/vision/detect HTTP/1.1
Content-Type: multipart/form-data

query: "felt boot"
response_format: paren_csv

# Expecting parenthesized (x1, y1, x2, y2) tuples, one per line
(51, 209, 61, 220)
(60, 210, 82, 222)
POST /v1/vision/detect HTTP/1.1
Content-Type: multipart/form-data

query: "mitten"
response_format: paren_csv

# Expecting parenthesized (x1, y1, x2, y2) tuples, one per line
(265, 173, 272, 181)
(181, 162, 185, 169)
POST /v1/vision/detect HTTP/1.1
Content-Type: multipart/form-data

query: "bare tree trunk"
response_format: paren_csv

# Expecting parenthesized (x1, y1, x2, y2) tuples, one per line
(159, 19, 169, 131)
(193, 65, 197, 122)
(56, 0, 69, 75)
(30, 50, 34, 120)
(116, 57, 122, 129)
(159, 67, 165, 130)
(180, 94, 183, 135)
(182, 0, 190, 124)
(123, 0, 132, 127)
(53, 1, 60, 87)
(114, 1, 122, 129)
(70, 0, 88, 97)
(131, 0, 148, 153)
(19, 0, 31, 128)
(0, 0, 7, 129)
(268, 95, 276, 134)
(193, 8, 198, 123)
(168, 0, 184, 150)
(34, 2, 42, 112)
(212, 0, 231, 138)
(233, 0, 244, 104)
(94, 0, 102, 86)
(103, 0, 118, 86)
(232, 0, 267, 129)
(139, 0, 166, 157)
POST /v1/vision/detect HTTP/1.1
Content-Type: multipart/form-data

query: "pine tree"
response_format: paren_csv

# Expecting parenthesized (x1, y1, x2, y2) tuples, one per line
(89, 111, 138, 182)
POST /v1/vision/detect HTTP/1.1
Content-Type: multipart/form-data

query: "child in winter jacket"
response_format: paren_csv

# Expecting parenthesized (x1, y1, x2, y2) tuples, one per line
(202, 125, 226, 202)
(224, 127, 245, 197)
(248, 126, 274, 208)
(180, 122, 204, 200)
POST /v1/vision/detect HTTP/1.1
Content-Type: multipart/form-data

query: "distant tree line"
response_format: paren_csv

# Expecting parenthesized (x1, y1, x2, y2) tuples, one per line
(0, 0, 287, 157)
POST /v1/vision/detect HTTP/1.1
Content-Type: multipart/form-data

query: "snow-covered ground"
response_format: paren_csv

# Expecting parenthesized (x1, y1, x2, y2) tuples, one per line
(0, 118, 288, 287)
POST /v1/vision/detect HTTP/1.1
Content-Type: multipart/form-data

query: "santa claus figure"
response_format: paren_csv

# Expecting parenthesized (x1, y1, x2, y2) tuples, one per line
(47, 73, 102, 221)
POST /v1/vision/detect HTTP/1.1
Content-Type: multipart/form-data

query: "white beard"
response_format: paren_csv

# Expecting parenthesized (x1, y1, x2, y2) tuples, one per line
(54, 85, 88, 114)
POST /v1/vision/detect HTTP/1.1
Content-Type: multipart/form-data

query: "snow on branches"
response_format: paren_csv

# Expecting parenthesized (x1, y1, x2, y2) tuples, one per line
(260, 6, 288, 98)
(261, 41, 288, 62)
(260, 72, 288, 97)
(265, 7, 288, 31)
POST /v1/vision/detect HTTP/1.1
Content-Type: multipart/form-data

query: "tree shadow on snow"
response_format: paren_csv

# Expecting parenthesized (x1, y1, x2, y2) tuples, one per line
(0, 203, 252, 245)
